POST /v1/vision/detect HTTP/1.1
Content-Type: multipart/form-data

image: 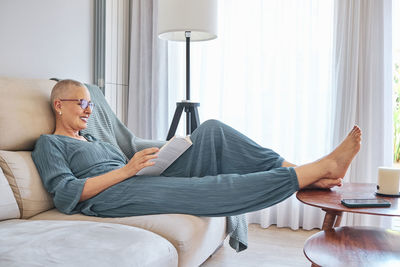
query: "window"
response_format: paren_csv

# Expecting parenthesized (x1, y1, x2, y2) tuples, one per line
(394, 0, 400, 166)
(167, 0, 334, 164)
(392, 0, 400, 231)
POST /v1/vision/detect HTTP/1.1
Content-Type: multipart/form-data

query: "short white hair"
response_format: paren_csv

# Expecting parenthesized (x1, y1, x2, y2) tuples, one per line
(50, 79, 87, 113)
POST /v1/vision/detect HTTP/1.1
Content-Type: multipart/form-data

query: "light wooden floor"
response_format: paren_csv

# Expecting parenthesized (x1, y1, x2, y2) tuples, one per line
(201, 224, 318, 267)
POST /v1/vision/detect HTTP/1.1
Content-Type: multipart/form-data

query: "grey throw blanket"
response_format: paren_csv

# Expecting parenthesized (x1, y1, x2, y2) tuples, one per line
(81, 83, 248, 252)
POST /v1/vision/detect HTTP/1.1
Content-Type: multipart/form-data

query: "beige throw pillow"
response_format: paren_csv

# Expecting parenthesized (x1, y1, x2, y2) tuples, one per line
(0, 166, 20, 220)
(0, 77, 56, 151)
(0, 150, 54, 218)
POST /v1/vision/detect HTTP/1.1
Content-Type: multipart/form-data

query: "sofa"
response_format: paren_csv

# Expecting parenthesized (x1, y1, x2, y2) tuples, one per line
(0, 77, 227, 266)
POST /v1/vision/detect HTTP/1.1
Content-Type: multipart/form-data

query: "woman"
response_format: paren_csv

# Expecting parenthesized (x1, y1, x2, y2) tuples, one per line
(32, 79, 361, 218)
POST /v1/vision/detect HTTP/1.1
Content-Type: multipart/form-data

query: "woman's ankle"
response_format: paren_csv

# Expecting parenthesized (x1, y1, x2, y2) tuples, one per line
(320, 157, 337, 179)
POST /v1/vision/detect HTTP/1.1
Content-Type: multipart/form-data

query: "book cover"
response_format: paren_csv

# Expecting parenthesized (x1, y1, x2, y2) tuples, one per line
(136, 136, 192, 176)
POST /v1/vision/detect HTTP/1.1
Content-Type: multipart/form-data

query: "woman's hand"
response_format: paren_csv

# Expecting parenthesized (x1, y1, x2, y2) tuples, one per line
(307, 178, 343, 189)
(80, 147, 159, 202)
(121, 147, 160, 178)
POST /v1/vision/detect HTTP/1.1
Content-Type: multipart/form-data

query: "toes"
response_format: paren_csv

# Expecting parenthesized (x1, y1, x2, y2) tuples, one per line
(350, 125, 357, 135)
(350, 125, 362, 137)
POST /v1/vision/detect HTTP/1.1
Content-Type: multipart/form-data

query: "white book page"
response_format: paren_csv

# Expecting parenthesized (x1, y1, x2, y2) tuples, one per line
(136, 136, 192, 176)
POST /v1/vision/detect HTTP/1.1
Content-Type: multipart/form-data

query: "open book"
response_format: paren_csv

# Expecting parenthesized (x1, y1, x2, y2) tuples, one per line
(136, 136, 192, 176)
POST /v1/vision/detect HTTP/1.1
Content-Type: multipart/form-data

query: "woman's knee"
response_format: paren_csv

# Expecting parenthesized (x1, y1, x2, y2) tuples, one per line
(191, 119, 224, 138)
(200, 119, 224, 129)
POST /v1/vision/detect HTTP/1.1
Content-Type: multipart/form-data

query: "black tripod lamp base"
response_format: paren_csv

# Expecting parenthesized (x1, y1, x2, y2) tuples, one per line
(167, 101, 200, 140)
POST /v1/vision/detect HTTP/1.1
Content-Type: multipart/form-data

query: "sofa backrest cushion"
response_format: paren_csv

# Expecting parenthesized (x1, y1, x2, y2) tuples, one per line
(0, 150, 54, 218)
(0, 77, 56, 151)
(0, 167, 20, 220)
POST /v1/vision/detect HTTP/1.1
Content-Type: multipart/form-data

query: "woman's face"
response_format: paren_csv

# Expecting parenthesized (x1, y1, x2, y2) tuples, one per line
(58, 85, 92, 131)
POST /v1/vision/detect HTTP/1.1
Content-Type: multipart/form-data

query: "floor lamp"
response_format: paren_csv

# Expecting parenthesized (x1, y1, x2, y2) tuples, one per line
(158, 0, 218, 140)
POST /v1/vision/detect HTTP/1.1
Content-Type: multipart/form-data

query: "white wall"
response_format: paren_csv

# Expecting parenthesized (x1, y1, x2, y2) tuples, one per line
(0, 0, 94, 83)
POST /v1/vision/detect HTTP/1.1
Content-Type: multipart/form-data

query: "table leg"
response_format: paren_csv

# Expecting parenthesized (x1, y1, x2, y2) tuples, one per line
(334, 213, 343, 227)
(322, 209, 343, 230)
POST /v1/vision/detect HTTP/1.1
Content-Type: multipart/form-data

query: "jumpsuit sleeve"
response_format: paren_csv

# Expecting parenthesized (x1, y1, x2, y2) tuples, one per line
(32, 136, 88, 214)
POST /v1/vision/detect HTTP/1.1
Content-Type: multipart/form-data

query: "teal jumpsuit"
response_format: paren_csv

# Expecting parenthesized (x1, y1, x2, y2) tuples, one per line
(32, 120, 299, 218)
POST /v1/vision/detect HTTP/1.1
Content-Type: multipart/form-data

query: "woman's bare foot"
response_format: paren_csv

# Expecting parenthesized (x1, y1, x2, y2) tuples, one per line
(324, 125, 362, 179)
(293, 126, 361, 189)
(294, 126, 362, 189)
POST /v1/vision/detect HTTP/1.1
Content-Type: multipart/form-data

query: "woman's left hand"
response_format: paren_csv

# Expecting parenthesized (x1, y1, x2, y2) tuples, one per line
(307, 178, 342, 189)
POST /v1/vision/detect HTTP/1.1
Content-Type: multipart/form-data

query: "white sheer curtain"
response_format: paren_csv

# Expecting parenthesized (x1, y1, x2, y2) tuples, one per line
(332, 0, 393, 228)
(127, 0, 169, 139)
(167, 0, 334, 230)
(128, 0, 393, 230)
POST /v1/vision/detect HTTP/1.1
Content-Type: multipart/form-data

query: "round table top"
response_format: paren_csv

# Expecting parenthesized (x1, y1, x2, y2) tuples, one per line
(304, 226, 400, 267)
(296, 183, 400, 217)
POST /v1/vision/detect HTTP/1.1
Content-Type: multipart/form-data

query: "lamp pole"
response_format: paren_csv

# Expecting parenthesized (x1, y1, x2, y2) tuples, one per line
(166, 31, 200, 140)
(185, 31, 191, 134)
(185, 31, 191, 100)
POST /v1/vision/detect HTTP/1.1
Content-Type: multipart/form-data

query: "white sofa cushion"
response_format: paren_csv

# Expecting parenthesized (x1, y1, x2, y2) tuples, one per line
(31, 210, 226, 267)
(0, 151, 54, 218)
(0, 168, 20, 220)
(0, 219, 178, 267)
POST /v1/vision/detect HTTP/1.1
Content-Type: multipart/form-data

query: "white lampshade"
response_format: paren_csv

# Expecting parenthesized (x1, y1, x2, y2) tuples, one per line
(158, 0, 218, 42)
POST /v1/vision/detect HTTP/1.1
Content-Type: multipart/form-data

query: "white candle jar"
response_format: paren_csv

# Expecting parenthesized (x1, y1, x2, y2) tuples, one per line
(377, 167, 400, 196)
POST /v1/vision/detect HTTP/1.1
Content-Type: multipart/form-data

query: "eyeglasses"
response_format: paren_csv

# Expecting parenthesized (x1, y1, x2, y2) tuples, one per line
(59, 99, 95, 110)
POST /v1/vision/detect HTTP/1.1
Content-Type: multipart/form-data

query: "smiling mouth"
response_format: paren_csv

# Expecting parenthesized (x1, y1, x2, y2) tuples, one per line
(80, 117, 88, 123)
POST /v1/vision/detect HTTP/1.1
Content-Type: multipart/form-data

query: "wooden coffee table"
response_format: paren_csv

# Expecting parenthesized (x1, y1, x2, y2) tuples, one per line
(296, 183, 400, 267)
